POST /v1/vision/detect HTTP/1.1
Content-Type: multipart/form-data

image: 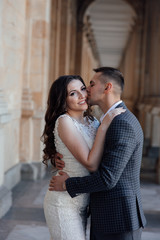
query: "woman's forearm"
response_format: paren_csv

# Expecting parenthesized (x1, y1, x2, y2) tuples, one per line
(85, 124, 109, 172)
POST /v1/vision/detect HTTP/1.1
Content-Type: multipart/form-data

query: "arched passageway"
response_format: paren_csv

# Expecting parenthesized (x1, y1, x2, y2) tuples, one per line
(84, 0, 160, 184)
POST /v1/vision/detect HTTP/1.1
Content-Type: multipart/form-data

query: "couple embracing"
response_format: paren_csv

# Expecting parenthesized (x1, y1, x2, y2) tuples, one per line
(41, 67, 146, 240)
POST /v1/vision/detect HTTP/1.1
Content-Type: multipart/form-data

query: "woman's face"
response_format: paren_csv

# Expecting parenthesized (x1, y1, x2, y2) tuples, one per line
(66, 79, 88, 113)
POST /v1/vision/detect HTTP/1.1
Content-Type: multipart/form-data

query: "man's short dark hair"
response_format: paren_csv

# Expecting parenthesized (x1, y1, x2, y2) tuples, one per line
(93, 67, 124, 92)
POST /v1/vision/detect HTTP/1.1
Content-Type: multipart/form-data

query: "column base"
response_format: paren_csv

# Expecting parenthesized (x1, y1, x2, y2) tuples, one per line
(21, 162, 46, 181)
(141, 143, 159, 183)
(4, 163, 21, 190)
(141, 156, 157, 183)
(0, 185, 12, 218)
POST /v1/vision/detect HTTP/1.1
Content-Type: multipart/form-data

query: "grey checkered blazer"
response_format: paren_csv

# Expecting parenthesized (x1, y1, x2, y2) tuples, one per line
(66, 102, 146, 234)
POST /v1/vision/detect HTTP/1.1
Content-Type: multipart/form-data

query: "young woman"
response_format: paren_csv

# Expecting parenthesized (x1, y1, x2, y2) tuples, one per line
(41, 75, 125, 240)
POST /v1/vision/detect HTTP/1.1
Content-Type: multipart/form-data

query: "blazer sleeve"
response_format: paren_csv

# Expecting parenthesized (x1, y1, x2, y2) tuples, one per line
(66, 119, 137, 198)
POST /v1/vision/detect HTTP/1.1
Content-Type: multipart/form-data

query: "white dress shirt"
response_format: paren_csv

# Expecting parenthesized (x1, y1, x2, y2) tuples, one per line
(100, 100, 122, 123)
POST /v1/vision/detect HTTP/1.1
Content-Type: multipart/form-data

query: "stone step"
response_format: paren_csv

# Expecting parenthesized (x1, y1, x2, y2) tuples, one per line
(140, 171, 157, 183)
(141, 156, 158, 183)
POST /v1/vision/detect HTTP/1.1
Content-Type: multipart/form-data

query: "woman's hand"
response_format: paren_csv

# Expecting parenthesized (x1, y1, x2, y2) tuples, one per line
(55, 152, 65, 170)
(101, 107, 126, 130)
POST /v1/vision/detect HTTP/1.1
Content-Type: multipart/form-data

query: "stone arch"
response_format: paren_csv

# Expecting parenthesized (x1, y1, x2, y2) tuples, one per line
(77, 0, 95, 25)
(124, 0, 144, 15)
(75, 0, 95, 74)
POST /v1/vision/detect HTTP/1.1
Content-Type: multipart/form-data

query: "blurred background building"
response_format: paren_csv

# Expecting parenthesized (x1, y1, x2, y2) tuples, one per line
(0, 0, 160, 218)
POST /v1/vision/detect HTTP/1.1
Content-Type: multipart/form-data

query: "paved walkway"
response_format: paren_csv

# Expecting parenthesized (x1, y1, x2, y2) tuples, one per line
(0, 174, 160, 240)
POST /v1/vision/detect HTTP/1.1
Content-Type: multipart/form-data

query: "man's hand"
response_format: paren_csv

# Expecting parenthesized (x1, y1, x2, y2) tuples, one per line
(55, 153, 65, 170)
(49, 171, 69, 191)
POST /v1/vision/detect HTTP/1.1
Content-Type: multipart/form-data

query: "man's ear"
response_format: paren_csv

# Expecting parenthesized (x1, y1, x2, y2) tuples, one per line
(104, 83, 112, 93)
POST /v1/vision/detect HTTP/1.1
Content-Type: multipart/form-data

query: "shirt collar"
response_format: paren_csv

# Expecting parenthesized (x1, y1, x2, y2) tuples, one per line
(100, 100, 122, 123)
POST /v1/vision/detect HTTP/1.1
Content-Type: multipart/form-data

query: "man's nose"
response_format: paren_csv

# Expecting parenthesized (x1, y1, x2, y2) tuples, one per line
(86, 86, 90, 93)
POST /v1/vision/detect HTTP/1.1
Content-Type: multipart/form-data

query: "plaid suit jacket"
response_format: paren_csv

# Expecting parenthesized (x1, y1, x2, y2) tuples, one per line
(66, 102, 146, 233)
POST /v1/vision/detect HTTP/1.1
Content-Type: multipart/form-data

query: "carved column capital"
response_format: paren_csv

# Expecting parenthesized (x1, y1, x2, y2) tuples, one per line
(150, 107, 160, 115)
(21, 88, 34, 117)
(0, 89, 11, 124)
(83, 15, 100, 62)
(77, 0, 95, 25)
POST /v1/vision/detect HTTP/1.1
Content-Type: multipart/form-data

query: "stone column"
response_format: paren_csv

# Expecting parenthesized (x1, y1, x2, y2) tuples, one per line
(143, 0, 160, 97)
(150, 107, 160, 149)
(50, 0, 73, 80)
(119, 16, 143, 113)
(55, 0, 68, 76)
(81, 16, 99, 82)
(144, 105, 152, 142)
(20, 0, 51, 180)
(75, 0, 95, 75)
(75, 22, 83, 75)
(0, 91, 11, 184)
(49, 0, 58, 85)
(0, 0, 26, 217)
(0, 91, 12, 218)
(69, 0, 77, 74)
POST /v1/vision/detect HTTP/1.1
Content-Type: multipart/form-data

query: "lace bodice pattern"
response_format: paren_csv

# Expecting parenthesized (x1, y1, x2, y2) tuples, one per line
(54, 114, 99, 178)
(47, 114, 99, 207)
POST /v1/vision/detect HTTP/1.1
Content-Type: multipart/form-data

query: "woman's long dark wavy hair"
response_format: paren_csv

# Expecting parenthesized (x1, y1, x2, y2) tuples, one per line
(41, 75, 93, 167)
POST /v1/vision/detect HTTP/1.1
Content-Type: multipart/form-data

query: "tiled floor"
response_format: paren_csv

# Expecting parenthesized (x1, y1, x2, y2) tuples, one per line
(0, 175, 160, 240)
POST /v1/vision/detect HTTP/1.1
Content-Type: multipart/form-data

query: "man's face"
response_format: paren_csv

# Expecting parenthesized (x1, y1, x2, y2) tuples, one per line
(87, 72, 106, 106)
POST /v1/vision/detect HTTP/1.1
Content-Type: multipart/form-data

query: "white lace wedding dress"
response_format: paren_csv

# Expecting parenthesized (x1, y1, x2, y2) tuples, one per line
(44, 114, 99, 240)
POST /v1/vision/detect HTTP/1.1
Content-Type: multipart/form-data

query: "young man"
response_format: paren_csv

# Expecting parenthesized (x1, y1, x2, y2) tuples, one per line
(49, 67, 146, 240)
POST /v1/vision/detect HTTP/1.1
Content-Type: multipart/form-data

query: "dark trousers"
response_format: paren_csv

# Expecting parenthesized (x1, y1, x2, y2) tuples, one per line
(90, 228, 142, 240)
